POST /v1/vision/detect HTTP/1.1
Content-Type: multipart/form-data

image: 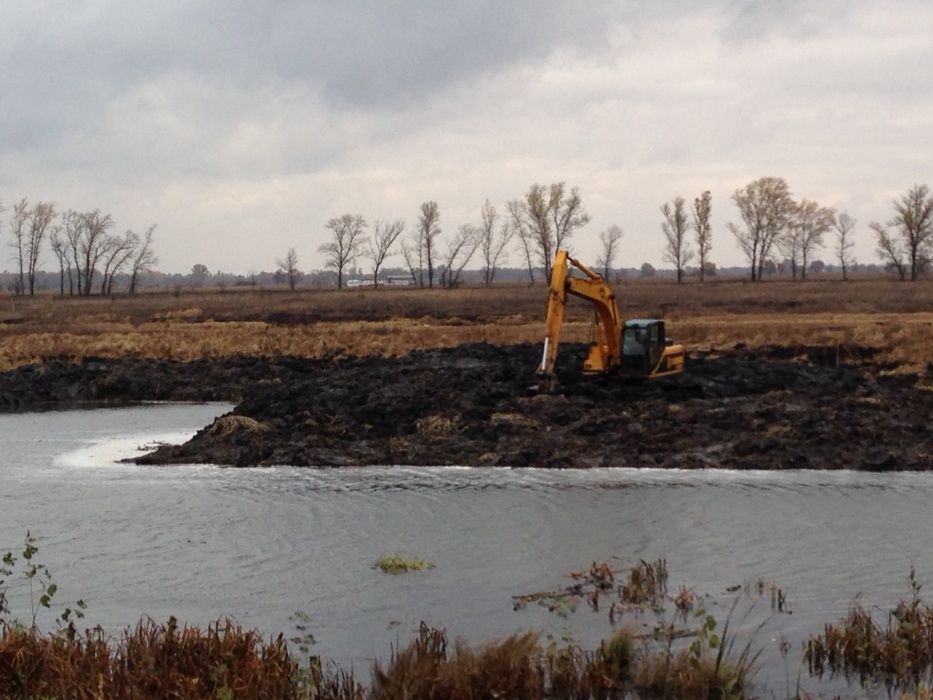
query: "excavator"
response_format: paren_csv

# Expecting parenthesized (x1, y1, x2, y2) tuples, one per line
(536, 250, 685, 391)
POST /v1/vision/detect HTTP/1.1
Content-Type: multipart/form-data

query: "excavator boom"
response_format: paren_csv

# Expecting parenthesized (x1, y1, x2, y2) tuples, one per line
(537, 250, 685, 390)
(538, 251, 622, 389)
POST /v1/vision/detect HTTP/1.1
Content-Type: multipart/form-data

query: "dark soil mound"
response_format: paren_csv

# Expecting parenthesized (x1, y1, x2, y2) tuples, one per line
(128, 343, 931, 470)
(0, 356, 321, 411)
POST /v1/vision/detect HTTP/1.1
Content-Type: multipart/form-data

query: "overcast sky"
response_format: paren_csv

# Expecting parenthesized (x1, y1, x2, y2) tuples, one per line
(2, 0, 931, 274)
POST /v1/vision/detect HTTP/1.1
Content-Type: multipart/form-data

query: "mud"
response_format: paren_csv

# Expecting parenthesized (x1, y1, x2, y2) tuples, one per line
(121, 343, 929, 470)
(1, 344, 927, 470)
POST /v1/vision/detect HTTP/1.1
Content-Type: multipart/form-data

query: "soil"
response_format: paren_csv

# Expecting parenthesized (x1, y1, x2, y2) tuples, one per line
(0, 344, 928, 470)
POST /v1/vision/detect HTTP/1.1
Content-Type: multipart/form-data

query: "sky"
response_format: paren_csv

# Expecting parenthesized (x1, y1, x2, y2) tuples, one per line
(1, 0, 932, 275)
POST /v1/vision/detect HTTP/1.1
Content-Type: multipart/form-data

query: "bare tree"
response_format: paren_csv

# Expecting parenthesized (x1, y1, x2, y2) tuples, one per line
(833, 211, 857, 281)
(277, 247, 300, 290)
(507, 200, 537, 284)
(100, 230, 139, 295)
(595, 225, 623, 279)
(368, 220, 405, 286)
(888, 184, 933, 281)
(728, 177, 793, 281)
(417, 202, 442, 288)
(79, 210, 116, 295)
(661, 197, 693, 283)
(872, 222, 906, 280)
(790, 199, 835, 281)
(509, 182, 589, 279)
(320, 214, 367, 289)
(400, 240, 420, 286)
(49, 226, 68, 295)
(776, 219, 802, 280)
(478, 201, 512, 287)
(439, 225, 481, 289)
(128, 226, 157, 294)
(692, 191, 712, 282)
(62, 210, 84, 295)
(23, 201, 55, 295)
(9, 199, 28, 296)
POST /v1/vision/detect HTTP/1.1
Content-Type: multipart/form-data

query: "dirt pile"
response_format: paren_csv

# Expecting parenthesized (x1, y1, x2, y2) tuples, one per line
(129, 343, 930, 470)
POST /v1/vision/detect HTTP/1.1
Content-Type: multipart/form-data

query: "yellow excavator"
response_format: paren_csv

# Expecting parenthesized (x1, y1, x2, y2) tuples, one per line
(536, 250, 685, 390)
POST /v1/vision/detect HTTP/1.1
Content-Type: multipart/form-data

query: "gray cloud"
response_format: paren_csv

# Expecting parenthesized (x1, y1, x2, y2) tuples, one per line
(1, 0, 932, 272)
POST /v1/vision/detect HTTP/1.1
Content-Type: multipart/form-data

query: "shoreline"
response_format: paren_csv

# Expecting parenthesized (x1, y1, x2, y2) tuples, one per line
(1, 342, 926, 471)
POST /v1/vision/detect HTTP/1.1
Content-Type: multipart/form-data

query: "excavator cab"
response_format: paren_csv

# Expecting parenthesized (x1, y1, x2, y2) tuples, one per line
(620, 319, 664, 377)
(621, 320, 676, 378)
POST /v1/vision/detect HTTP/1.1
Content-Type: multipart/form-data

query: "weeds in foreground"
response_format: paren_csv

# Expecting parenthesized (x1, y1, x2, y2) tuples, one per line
(0, 617, 295, 699)
(0, 532, 85, 629)
(805, 566, 933, 695)
(374, 553, 436, 574)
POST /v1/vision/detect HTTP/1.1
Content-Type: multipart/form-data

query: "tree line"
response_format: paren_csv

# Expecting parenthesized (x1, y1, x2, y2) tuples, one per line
(8, 180, 932, 296)
(647, 178, 931, 284)
(296, 183, 596, 290)
(4, 197, 158, 296)
(304, 178, 932, 290)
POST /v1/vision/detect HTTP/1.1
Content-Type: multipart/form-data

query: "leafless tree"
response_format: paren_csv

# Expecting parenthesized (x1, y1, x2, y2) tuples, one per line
(509, 182, 589, 279)
(692, 191, 712, 282)
(507, 200, 537, 285)
(439, 225, 481, 289)
(478, 201, 512, 287)
(728, 177, 793, 281)
(49, 226, 68, 296)
(833, 211, 857, 281)
(417, 202, 442, 288)
(595, 225, 623, 279)
(320, 214, 367, 289)
(9, 199, 29, 295)
(277, 247, 300, 290)
(876, 184, 933, 281)
(368, 219, 404, 286)
(776, 219, 802, 280)
(791, 200, 835, 281)
(128, 226, 157, 294)
(23, 201, 55, 295)
(99, 230, 139, 295)
(78, 210, 116, 295)
(661, 197, 693, 283)
(400, 240, 420, 286)
(61, 210, 83, 295)
(872, 222, 906, 280)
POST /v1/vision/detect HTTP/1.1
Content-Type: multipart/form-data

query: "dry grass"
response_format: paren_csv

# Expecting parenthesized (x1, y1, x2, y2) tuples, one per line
(0, 617, 295, 699)
(0, 615, 755, 699)
(0, 280, 931, 373)
(805, 569, 933, 695)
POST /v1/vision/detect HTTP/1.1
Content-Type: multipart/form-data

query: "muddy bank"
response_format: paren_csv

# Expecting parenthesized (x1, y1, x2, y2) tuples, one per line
(124, 343, 930, 470)
(0, 356, 331, 411)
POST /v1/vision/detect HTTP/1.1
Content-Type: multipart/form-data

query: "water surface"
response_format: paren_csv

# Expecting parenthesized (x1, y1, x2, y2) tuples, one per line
(1, 403, 928, 694)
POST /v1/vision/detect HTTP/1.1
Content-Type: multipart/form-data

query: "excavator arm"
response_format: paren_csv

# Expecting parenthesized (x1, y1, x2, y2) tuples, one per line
(537, 250, 622, 390)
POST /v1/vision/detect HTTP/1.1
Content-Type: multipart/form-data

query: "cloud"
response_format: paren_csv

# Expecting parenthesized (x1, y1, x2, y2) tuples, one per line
(1, 0, 932, 273)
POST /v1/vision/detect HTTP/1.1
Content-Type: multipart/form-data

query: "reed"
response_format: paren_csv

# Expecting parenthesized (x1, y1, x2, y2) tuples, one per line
(805, 568, 933, 695)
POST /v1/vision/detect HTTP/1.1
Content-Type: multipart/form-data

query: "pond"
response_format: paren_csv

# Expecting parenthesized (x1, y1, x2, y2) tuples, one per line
(1, 402, 929, 694)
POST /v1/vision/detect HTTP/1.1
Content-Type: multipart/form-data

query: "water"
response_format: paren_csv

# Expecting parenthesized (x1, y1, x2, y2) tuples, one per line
(1, 403, 930, 694)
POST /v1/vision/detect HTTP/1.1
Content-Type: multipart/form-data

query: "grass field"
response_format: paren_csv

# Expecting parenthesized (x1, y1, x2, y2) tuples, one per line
(0, 278, 930, 373)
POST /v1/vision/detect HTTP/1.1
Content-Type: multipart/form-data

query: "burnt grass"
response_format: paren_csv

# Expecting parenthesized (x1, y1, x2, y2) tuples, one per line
(0, 343, 928, 470)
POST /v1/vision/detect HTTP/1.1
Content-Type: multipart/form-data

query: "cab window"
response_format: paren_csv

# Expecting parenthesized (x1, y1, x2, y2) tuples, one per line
(623, 328, 645, 355)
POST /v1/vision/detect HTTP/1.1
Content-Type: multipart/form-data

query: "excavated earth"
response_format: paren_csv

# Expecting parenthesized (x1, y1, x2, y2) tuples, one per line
(1, 343, 927, 470)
